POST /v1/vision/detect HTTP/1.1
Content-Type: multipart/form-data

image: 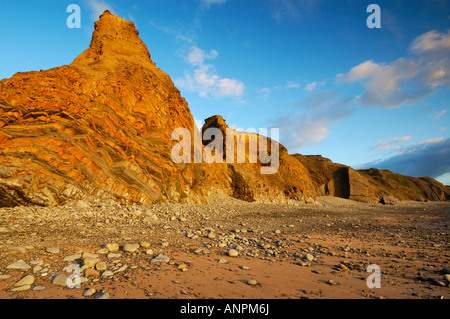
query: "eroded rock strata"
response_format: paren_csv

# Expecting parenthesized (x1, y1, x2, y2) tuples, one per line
(0, 11, 448, 207)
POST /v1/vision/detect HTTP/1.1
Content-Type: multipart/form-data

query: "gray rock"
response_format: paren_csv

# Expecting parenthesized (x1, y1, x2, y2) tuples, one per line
(151, 254, 170, 264)
(218, 258, 228, 264)
(304, 254, 314, 262)
(32, 286, 46, 291)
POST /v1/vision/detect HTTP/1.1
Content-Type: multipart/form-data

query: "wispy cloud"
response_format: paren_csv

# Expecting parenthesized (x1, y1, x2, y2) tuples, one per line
(370, 136, 412, 152)
(431, 109, 448, 120)
(175, 46, 245, 99)
(84, 0, 114, 21)
(271, 91, 354, 150)
(268, 0, 322, 23)
(199, 0, 229, 9)
(360, 137, 450, 179)
(336, 30, 450, 108)
(304, 80, 325, 92)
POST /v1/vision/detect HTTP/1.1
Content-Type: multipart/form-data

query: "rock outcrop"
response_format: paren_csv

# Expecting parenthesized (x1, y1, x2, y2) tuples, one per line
(0, 11, 448, 207)
(0, 11, 204, 206)
(201, 115, 317, 203)
(294, 155, 450, 204)
(359, 168, 450, 202)
(293, 155, 371, 203)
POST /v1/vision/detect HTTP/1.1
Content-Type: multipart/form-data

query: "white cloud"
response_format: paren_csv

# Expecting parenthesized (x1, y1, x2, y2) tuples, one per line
(410, 30, 450, 54)
(370, 136, 412, 152)
(286, 81, 300, 89)
(199, 0, 229, 9)
(85, 0, 113, 21)
(268, 0, 322, 23)
(432, 109, 448, 120)
(304, 81, 325, 92)
(271, 91, 353, 150)
(336, 30, 450, 108)
(413, 137, 444, 147)
(257, 88, 272, 102)
(176, 46, 245, 99)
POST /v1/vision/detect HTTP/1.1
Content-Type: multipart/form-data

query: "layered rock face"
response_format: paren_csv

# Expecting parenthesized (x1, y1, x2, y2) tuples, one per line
(0, 11, 448, 207)
(201, 115, 317, 203)
(295, 155, 450, 203)
(0, 11, 203, 206)
(359, 168, 450, 202)
(294, 155, 371, 203)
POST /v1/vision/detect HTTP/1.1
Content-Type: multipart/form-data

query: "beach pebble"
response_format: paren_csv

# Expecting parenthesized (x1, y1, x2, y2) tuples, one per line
(105, 244, 119, 252)
(46, 247, 60, 254)
(14, 275, 35, 287)
(123, 244, 140, 253)
(83, 288, 97, 297)
(247, 279, 258, 286)
(151, 254, 170, 264)
(96, 292, 110, 299)
(228, 249, 239, 257)
(52, 274, 69, 286)
(7, 260, 31, 270)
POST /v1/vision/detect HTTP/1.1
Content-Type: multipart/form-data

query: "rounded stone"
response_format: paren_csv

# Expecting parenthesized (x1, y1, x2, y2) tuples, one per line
(105, 244, 119, 252)
(14, 275, 35, 287)
(46, 247, 60, 254)
(228, 249, 239, 257)
(52, 274, 69, 287)
(7, 260, 31, 270)
(122, 244, 140, 253)
(11, 284, 31, 292)
(83, 257, 101, 268)
(95, 262, 107, 271)
(83, 288, 97, 297)
(247, 279, 258, 286)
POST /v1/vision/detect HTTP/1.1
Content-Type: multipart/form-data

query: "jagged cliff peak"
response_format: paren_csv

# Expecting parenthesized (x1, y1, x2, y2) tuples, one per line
(71, 11, 156, 76)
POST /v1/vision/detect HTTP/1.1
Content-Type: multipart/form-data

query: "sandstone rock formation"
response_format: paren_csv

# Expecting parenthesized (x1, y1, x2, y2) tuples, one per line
(295, 155, 450, 204)
(0, 11, 204, 206)
(293, 155, 371, 203)
(359, 168, 450, 202)
(201, 115, 317, 203)
(0, 11, 448, 208)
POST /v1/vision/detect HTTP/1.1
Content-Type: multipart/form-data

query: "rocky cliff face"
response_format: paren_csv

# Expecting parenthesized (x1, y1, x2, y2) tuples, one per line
(295, 155, 450, 204)
(293, 155, 372, 203)
(0, 11, 448, 207)
(0, 11, 204, 206)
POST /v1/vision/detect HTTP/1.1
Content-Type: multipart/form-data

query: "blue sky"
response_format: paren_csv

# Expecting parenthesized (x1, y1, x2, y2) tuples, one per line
(1, 0, 449, 184)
